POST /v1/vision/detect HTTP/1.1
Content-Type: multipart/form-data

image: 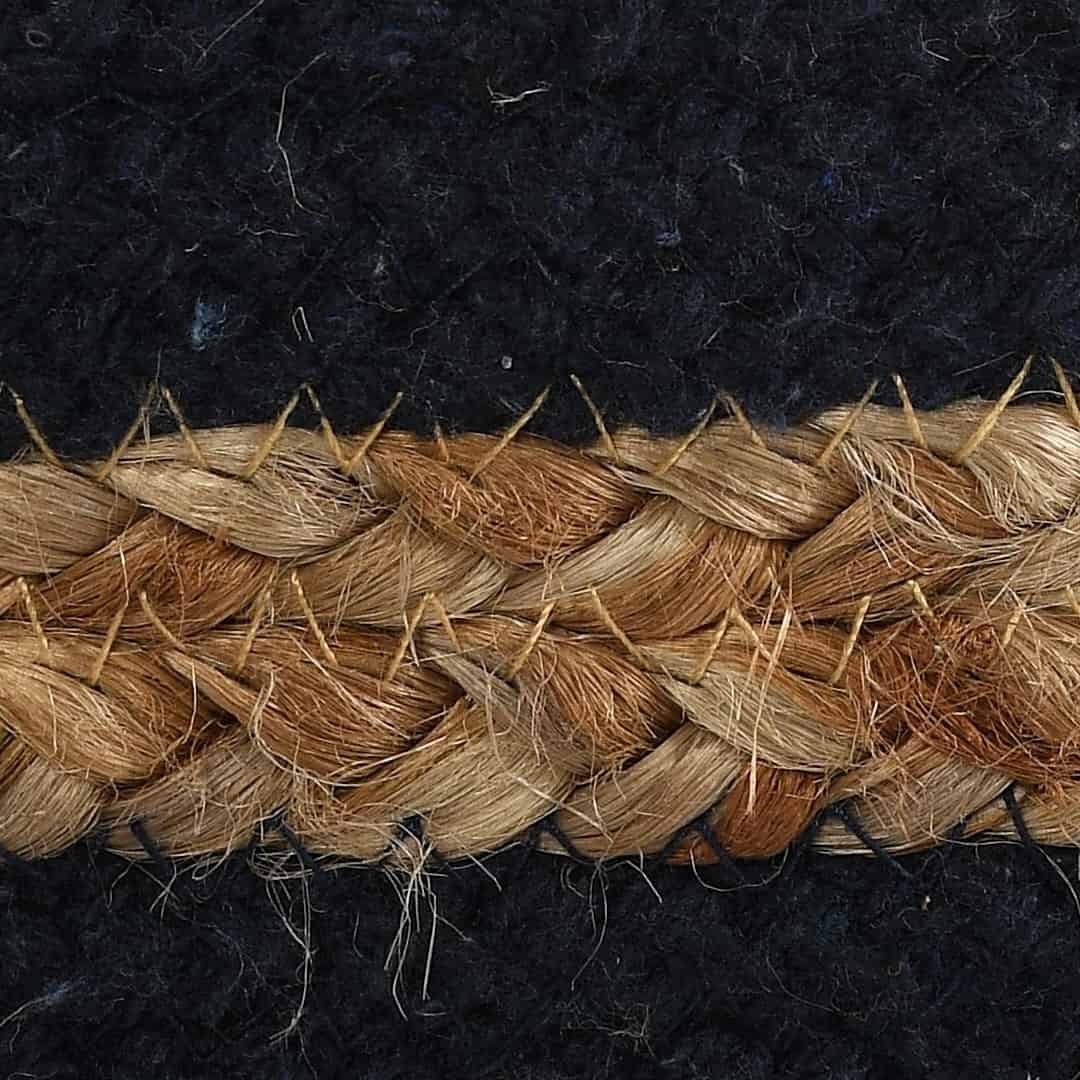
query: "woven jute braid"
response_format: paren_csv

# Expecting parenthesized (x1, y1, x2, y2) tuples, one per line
(6, 371, 1080, 867)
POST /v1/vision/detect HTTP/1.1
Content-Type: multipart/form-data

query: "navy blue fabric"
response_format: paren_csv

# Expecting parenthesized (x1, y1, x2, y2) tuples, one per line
(3, 1, 1080, 460)
(4, 835, 1080, 1079)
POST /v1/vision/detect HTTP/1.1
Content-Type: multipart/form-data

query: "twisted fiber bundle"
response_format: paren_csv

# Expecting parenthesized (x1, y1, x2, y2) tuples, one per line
(5, 381, 1080, 867)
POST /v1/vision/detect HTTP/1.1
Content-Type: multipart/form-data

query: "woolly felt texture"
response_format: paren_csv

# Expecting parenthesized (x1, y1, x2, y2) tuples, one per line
(3, 1, 1080, 461)
(4, 2, 1080, 1078)
(3, 840, 1080, 1080)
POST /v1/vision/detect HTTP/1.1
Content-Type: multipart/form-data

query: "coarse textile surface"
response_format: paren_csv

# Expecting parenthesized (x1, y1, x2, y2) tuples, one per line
(3, 1, 1080, 460)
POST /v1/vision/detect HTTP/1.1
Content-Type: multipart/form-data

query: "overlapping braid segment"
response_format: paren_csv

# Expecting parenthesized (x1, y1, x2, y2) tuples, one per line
(3, 363, 1080, 867)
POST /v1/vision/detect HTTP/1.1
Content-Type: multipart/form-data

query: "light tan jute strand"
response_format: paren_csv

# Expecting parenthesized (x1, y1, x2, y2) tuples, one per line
(2, 368, 1080, 867)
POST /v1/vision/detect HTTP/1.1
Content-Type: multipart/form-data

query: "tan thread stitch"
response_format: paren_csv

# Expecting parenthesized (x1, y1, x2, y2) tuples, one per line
(17, 577, 49, 657)
(721, 393, 766, 450)
(690, 609, 733, 685)
(8, 389, 64, 470)
(654, 392, 721, 477)
(469, 386, 550, 480)
(828, 594, 872, 686)
(747, 603, 793, 814)
(138, 590, 186, 652)
(162, 387, 209, 469)
(590, 588, 649, 668)
(908, 579, 935, 621)
(92, 385, 155, 483)
(345, 391, 404, 475)
(89, 604, 128, 687)
(816, 379, 879, 468)
(892, 374, 928, 452)
(426, 592, 460, 652)
(570, 374, 621, 465)
(431, 421, 452, 464)
(383, 591, 432, 684)
(1053, 359, 1080, 431)
(304, 385, 348, 472)
(504, 599, 556, 679)
(289, 570, 337, 666)
(234, 585, 274, 675)
(729, 606, 777, 666)
(240, 389, 302, 480)
(1000, 603, 1024, 651)
(951, 354, 1032, 466)
(1067, 584, 1080, 621)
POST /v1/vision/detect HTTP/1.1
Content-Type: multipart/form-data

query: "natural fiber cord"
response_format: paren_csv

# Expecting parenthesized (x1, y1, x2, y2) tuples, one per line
(5, 375, 1080, 866)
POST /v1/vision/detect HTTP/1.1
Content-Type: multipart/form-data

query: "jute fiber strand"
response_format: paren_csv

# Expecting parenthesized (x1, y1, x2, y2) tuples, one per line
(4, 366, 1080, 867)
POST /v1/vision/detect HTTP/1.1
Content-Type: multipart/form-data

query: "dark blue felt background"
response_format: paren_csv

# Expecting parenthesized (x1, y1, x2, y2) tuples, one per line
(3, 0, 1080, 460)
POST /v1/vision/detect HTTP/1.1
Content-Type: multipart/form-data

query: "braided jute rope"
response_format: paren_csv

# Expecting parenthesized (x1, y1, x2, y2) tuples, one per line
(7, 366, 1080, 869)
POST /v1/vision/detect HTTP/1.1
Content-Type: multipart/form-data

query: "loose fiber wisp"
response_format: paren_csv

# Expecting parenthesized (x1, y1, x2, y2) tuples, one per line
(4, 361, 1080, 870)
